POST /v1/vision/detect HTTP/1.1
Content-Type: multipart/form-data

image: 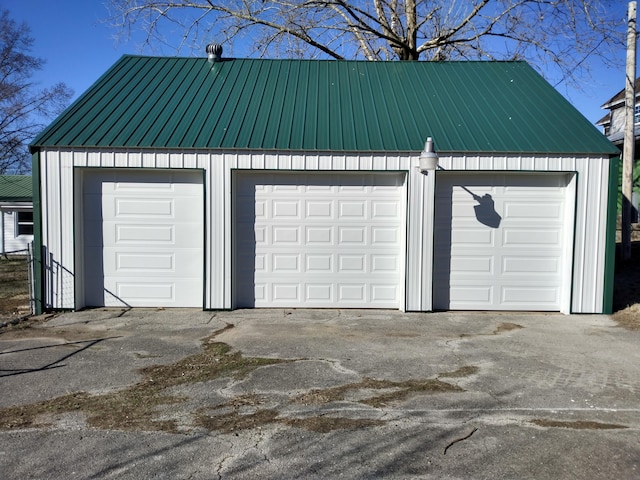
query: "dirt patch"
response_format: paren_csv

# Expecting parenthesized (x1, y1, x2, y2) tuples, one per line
(438, 365, 480, 378)
(0, 325, 287, 432)
(494, 323, 523, 334)
(461, 323, 524, 338)
(195, 408, 385, 434)
(282, 416, 386, 433)
(292, 376, 464, 408)
(0, 314, 101, 341)
(196, 408, 280, 434)
(0, 256, 31, 321)
(530, 419, 628, 430)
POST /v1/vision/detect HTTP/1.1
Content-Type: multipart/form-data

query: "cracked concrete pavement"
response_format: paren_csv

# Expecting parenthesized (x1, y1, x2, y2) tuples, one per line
(1, 308, 639, 479)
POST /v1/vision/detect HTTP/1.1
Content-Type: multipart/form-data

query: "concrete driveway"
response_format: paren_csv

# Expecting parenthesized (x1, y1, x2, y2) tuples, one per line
(0, 308, 639, 479)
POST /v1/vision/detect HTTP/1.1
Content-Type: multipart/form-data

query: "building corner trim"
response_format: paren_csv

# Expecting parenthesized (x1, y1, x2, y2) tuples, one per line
(603, 156, 620, 314)
(31, 150, 44, 315)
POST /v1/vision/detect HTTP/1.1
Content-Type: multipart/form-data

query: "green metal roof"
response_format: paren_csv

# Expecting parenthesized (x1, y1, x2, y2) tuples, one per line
(0, 175, 32, 201)
(31, 56, 617, 155)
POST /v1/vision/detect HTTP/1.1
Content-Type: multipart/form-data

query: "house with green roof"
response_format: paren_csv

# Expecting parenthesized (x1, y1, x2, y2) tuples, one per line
(0, 175, 33, 255)
(30, 47, 618, 314)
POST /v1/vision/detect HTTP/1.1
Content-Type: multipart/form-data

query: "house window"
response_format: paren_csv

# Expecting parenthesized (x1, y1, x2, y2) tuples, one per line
(635, 104, 640, 124)
(15, 211, 33, 236)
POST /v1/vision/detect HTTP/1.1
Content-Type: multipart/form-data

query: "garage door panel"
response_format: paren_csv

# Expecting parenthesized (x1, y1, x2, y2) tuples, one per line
(372, 200, 400, 216)
(503, 228, 562, 246)
(338, 227, 366, 244)
(270, 226, 301, 244)
(114, 198, 173, 217)
(450, 286, 493, 304)
(306, 284, 333, 301)
(305, 226, 333, 244)
(371, 255, 399, 272)
(338, 254, 366, 271)
(339, 201, 366, 218)
(339, 284, 365, 302)
(272, 283, 299, 301)
(434, 173, 570, 311)
(106, 278, 203, 306)
(371, 284, 399, 302)
(273, 200, 301, 218)
(82, 169, 203, 308)
(306, 254, 333, 272)
(452, 228, 495, 245)
(101, 197, 202, 223)
(115, 282, 174, 302)
(371, 227, 399, 244)
(505, 202, 563, 220)
(502, 256, 561, 275)
(100, 248, 203, 275)
(306, 200, 333, 218)
(451, 255, 494, 274)
(101, 223, 202, 248)
(501, 286, 559, 305)
(236, 172, 404, 308)
(272, 253, 302, 273)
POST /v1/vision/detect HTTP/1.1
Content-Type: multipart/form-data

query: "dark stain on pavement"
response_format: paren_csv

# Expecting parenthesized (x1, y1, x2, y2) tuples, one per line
(530, 419, 628, 430)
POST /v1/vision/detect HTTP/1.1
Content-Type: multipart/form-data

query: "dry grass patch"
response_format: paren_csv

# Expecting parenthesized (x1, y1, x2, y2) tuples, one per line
(195, 407, 386, 434)
(0, 325, 288, 432)
(282, 416, 386, 433)
(293, 376, 464, 408)
(531, 419, 628, 430)
(196, 408, 280, 434)
(0, 256, 30, 318)
(612, 304, 640, 331)
(438, 365, 480, 378)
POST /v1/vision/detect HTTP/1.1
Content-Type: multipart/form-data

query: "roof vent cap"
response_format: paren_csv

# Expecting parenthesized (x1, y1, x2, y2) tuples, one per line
(206, 43, 223, 63)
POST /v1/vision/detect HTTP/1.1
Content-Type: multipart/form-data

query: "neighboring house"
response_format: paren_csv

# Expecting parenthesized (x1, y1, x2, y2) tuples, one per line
(30, 50, 618, 314)
(597, 79, 640, 213)
(0, 175, 33, 255)
(597, 77, 640, 146)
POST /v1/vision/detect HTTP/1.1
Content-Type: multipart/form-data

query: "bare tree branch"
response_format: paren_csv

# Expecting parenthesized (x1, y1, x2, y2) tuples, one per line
(0, 10, 73, 173)
(106, 0, 625, 84)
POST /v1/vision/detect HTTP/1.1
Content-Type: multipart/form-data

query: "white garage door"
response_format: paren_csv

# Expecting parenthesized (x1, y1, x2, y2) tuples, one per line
(82, 169, 204, 307)
(235, 172, 405, 308)
(433, 173, 571, 311)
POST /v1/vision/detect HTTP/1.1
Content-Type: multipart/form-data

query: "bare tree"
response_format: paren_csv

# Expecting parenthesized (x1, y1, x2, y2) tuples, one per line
(108, 1, 624, 84)
(0, 9, 73, 174)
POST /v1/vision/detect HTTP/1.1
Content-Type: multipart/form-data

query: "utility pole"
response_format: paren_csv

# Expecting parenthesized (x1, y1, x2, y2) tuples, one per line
(622, 1, 637, 260)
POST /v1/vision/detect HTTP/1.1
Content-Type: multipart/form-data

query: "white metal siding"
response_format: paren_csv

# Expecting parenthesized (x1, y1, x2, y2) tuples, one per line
(38, 148, 611, 313)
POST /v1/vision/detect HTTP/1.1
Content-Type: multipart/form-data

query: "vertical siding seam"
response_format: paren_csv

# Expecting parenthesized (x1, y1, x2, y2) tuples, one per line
(594, 158, 607, 310)
(575, 157, 588, 311)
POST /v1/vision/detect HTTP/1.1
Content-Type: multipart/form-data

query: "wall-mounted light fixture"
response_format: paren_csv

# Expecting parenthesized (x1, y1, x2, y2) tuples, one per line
(418, 137, 439, 173)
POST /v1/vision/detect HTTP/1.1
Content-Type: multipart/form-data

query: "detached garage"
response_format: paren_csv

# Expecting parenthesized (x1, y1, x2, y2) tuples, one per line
(30, 50, 618, 314)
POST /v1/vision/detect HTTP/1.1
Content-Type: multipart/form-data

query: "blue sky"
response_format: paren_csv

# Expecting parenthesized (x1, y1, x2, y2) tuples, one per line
(5, 0, 630, 127)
